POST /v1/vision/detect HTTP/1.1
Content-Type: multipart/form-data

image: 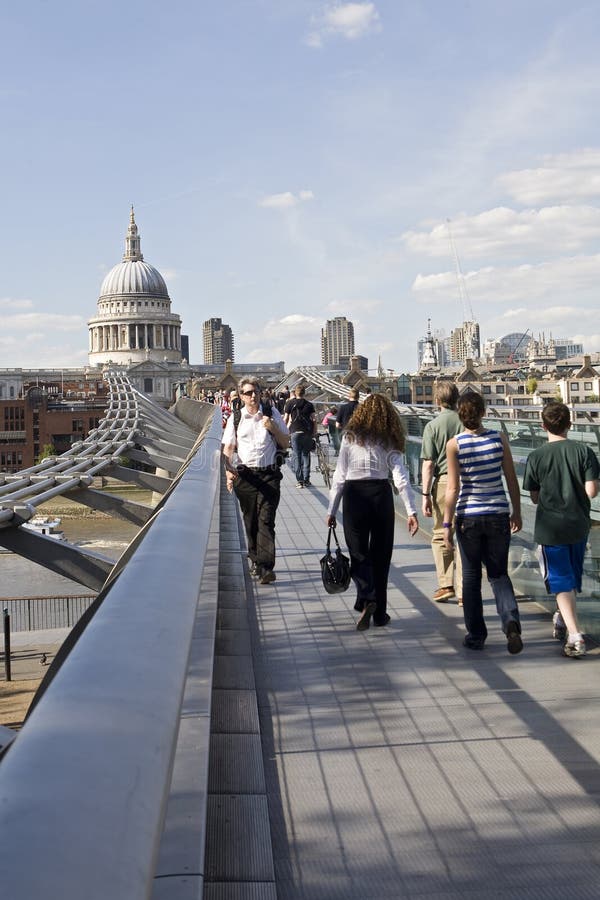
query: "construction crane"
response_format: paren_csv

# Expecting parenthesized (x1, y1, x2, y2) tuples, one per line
(446, 218, 479, 359)
(446, 218, 475, 322)
(507, 329, 530, 365)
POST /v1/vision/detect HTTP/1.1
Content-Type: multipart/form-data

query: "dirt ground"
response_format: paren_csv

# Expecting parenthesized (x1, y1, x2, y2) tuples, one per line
(0, 639, 62, 731)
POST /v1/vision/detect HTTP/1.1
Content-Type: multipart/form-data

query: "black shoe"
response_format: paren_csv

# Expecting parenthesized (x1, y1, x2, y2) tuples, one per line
(357, 602, 376, 631)
(373, 614, 391, 627)
(463, 635, 485, 650)
(303, 480, 311, 487)
(259, 570, 276, 585)
(506, 621, 523, 655)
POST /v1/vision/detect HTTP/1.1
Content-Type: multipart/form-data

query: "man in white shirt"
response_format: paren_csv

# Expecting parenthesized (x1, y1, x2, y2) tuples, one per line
(222, 377, 290, 584)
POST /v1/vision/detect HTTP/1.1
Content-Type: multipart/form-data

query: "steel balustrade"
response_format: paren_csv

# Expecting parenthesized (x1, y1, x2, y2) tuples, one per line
(0, 372, 199, 585)
(0, 372, 223, 900)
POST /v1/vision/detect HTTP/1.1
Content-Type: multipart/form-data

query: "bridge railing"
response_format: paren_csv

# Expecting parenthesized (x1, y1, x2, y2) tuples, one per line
(0, 399, 224, 900)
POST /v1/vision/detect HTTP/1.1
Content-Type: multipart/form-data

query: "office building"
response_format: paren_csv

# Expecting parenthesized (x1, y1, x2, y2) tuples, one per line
(321, 317, 355, 366)
(203, 318, 234, 364)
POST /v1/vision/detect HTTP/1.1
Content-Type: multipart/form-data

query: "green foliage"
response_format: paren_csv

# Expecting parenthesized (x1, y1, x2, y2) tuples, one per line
(36, 443, 56, 462)
(525, 377, 538, 395)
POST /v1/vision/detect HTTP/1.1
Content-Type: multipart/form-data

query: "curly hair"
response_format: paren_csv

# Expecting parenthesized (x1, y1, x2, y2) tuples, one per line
(345, 393, 406, 452)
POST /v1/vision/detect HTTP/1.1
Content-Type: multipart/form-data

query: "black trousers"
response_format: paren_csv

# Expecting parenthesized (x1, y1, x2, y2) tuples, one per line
(234, 466, 282, 572)
(342, 479, 395, 623)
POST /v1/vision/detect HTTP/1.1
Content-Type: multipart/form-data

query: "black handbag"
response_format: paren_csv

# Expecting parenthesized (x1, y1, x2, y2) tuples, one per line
(320, 526, 351, 594)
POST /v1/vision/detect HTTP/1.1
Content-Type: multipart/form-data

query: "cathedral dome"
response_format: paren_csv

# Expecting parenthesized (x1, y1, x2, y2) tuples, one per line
(99, 259, 169, 299)
(88, 208, 182, 368)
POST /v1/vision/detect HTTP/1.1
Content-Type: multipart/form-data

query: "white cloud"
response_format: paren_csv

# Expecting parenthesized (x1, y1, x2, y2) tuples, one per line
(498, 149, 600, 205)
(0, 297, 34, 310)
(278, 314, 319, 328)
(307, 2, 381, 48)
(259, 190, 314, 209)
(484, 308, 600, 349)
(401, 206, 600, 260)
(411, 254, 600, 307)
(2, 312, 85, 332)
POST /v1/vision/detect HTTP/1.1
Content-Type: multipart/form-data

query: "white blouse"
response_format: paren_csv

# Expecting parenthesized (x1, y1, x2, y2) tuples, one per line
(327, 436, 417, 517)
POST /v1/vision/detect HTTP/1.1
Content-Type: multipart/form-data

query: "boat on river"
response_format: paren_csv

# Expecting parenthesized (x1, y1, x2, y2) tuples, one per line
(21, 516, 67, 541)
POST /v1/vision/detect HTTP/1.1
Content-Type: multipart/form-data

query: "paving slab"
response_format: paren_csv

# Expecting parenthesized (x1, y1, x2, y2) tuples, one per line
(247, 463, 600, 899)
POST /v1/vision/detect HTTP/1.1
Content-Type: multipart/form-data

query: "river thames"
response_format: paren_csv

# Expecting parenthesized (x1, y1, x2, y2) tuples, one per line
(0, 515, 143, 601)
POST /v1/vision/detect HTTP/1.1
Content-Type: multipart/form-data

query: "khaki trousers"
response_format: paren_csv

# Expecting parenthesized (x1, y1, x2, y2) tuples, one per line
(431, 477, 462, 596)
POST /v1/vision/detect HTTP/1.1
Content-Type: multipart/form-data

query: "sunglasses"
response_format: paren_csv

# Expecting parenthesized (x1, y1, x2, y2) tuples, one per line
(241, 389, 260, 396)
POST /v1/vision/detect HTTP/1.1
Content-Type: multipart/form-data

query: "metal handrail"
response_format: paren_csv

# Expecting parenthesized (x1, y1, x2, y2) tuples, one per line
(0, 403, 224, 900)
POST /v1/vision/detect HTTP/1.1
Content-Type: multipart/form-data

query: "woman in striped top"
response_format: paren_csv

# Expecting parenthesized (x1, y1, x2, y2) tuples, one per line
(443, 392, 523, 654)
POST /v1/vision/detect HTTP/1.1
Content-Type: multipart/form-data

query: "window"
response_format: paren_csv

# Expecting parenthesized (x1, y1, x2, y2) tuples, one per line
(144, 378, 154, 393)
(584, 382, 593, 390)
(482, 385, 491, 394)
(495, 385, 505, 393)
(72, 419, 84, 433)
(571, 382, 579, 390)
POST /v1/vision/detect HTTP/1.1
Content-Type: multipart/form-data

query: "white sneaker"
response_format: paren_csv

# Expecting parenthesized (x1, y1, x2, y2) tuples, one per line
(564, 635, 586, 658)
(552, 610, 567, 641)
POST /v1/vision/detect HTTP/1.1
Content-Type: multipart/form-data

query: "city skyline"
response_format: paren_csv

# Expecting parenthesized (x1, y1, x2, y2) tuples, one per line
(2, 3, 600, 372)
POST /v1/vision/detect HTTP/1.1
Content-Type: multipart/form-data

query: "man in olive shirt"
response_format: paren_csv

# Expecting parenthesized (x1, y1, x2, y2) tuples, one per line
(420, 382, 463, 602)
(523, 401, 599, 658)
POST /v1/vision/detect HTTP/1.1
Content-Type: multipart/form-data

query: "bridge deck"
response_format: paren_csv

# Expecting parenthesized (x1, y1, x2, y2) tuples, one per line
(218, 463, 600, 900)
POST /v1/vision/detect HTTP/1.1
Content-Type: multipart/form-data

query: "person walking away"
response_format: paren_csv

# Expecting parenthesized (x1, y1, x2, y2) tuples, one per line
(327, 394, 419, 630)
(322, 406, 340, 454)
(285, 385, 317, 488)
(222, 377, 290, 584)
(335, 388, 359, 435)
(276, 385, 291, 414)
(421, 382, 463, 604)
(443, 392, 523, 654)
(522, 402, 599, 658)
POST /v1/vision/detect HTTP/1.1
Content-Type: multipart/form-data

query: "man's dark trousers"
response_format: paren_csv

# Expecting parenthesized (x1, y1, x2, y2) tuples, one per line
(234, 466, 282, 573)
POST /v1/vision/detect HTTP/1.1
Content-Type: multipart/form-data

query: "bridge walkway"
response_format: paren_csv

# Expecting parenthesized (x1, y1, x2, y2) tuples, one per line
(216, 462, 600, 900)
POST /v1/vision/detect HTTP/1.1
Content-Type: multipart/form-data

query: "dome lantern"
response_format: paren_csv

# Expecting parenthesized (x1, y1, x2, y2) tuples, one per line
(124, 205, 143, 262)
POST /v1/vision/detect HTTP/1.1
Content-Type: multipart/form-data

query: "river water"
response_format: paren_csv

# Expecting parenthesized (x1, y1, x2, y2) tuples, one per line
(0, 516, 143, 601)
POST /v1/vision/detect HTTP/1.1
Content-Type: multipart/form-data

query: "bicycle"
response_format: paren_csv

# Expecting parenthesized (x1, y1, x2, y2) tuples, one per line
(314, 433, 332, 489)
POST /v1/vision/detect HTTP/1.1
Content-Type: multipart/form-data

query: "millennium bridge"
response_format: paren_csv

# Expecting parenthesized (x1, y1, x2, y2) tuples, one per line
(1, 372, 599, 899)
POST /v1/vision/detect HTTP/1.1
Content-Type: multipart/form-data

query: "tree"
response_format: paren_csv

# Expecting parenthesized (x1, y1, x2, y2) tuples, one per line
(526, 377, 538, 395)
(37, 443, 56, 462)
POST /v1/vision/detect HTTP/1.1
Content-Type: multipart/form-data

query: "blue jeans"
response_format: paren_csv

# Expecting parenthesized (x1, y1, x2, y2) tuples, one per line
(456, 514, 520, 642)
(291, 431, 311, 484)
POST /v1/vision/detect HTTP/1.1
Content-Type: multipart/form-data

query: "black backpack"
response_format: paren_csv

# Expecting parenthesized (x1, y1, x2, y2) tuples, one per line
(233, 401, 289, 467)
(289, 398, 313, 434)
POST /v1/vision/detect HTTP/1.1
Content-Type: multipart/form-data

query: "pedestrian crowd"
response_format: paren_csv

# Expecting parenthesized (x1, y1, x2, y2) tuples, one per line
(220, 376, 599, 657)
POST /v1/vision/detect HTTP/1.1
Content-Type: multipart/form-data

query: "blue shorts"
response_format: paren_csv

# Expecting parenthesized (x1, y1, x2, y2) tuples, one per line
(536, 541, 586, 595)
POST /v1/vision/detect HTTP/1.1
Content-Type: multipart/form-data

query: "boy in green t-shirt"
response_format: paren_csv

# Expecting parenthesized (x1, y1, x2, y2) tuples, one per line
(522, 402, 599, 658)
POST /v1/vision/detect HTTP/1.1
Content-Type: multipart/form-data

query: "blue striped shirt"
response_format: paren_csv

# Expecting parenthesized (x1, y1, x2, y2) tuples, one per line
(455, 429, 509, 517)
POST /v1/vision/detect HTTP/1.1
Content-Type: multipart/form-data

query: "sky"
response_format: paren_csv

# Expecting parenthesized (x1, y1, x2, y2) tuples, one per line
(2, 0, 600, 374)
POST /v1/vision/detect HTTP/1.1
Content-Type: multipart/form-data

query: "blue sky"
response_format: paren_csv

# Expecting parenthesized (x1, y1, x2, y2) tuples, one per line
(2, 1, 600, 373)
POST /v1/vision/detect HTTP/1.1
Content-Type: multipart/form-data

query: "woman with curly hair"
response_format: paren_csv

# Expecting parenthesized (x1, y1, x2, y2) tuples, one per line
(327, 393, 419, 630)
